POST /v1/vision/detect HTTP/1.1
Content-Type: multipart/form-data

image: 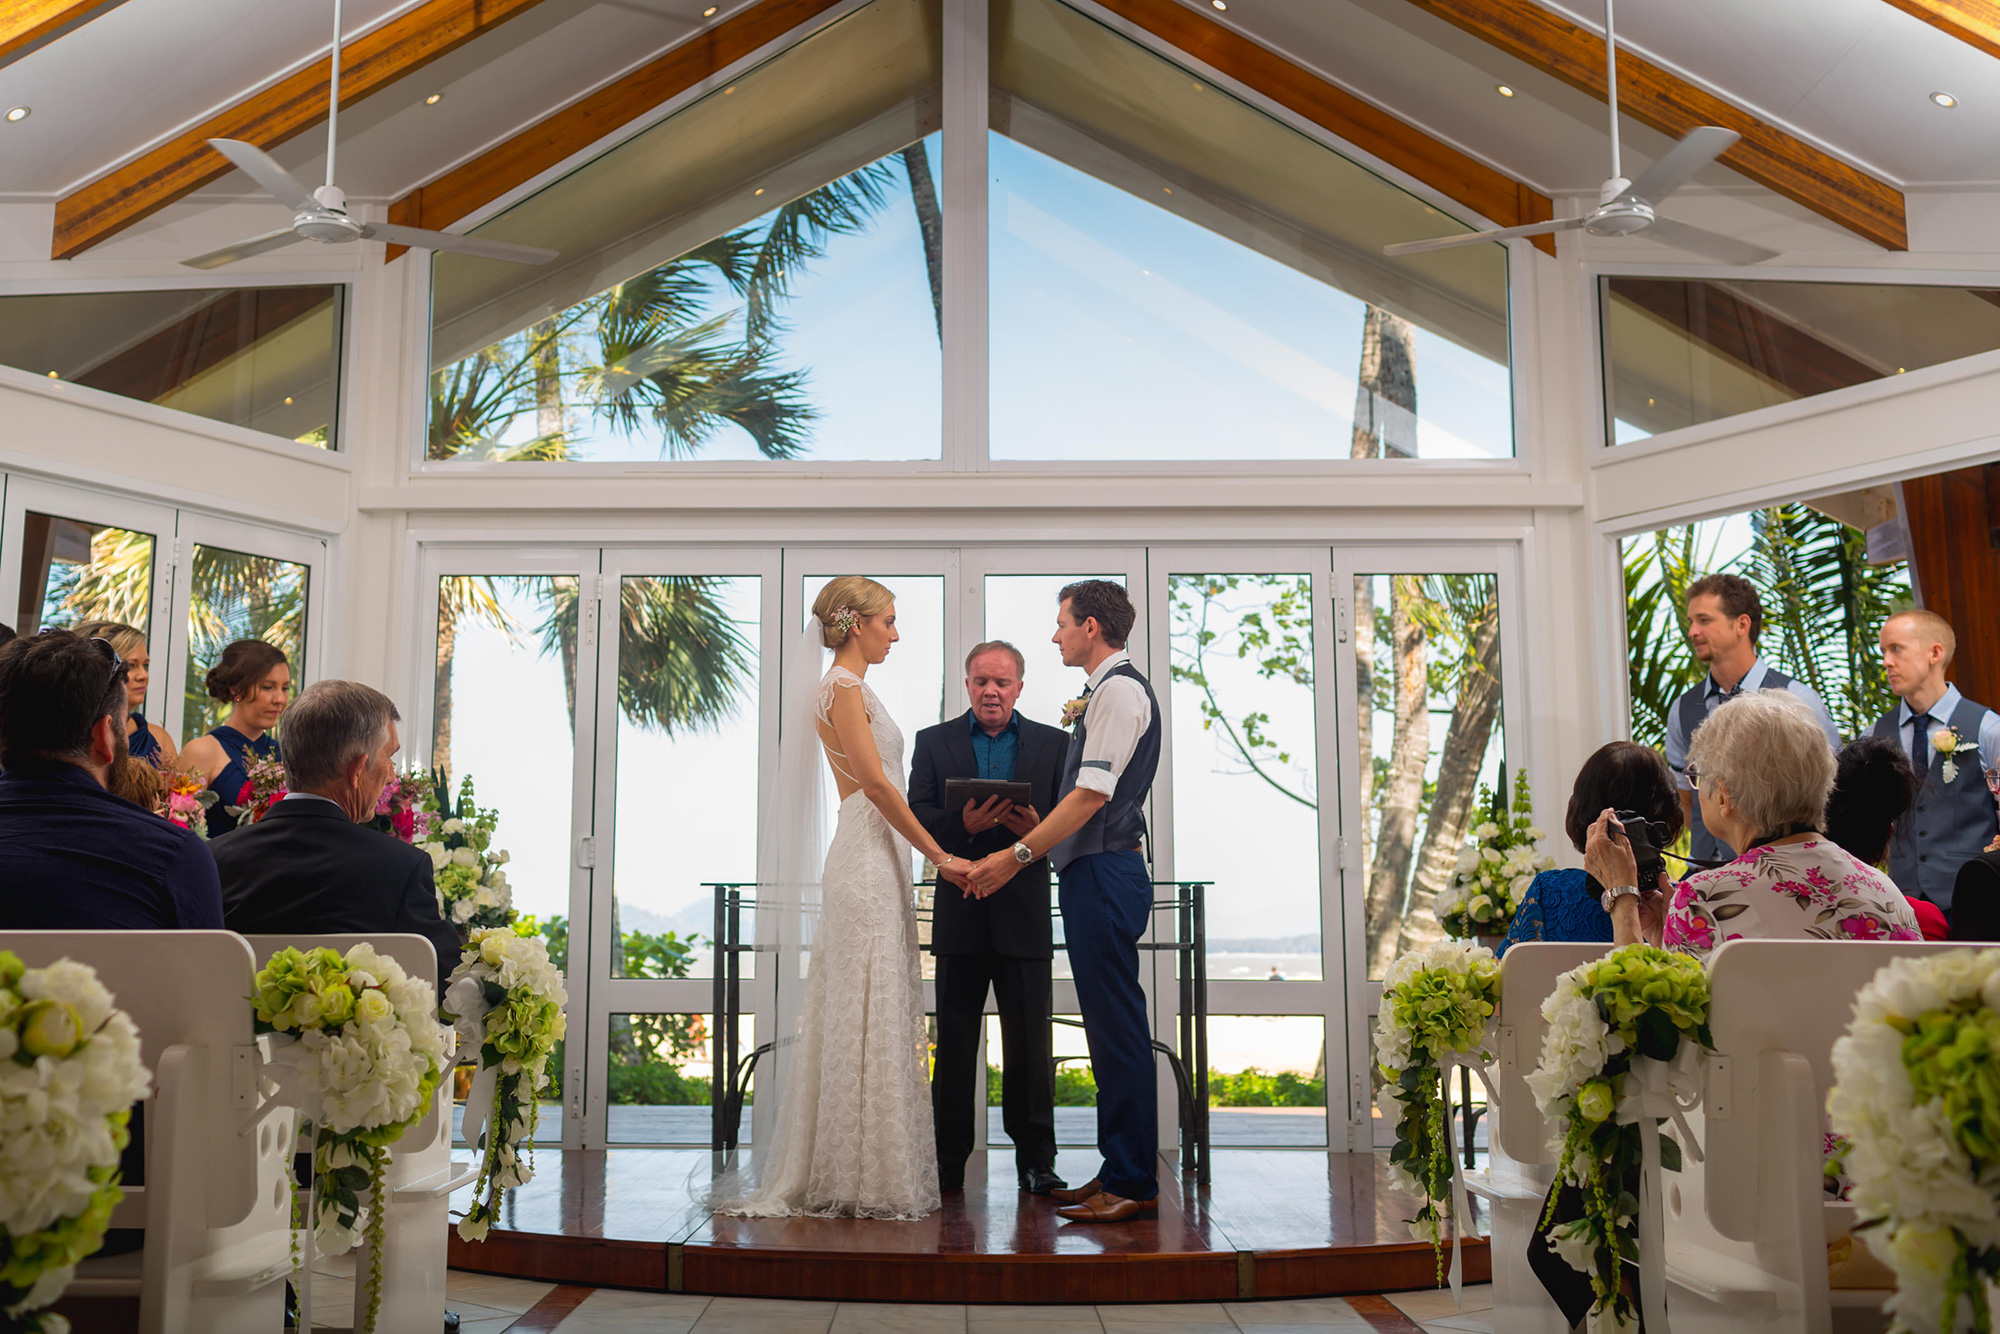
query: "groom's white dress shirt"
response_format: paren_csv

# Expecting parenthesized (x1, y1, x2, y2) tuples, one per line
(1074, 649, 1153, 799)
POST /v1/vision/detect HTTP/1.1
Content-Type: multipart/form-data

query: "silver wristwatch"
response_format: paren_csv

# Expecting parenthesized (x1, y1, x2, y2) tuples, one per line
(1011, 841, 1035, 865)
(1599, 884, 1640, 913)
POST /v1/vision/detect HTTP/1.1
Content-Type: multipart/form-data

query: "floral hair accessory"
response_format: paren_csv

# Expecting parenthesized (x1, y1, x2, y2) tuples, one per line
(827, 606, 861, 638)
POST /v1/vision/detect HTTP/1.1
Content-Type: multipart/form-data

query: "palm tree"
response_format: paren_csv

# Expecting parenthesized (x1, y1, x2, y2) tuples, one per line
(901, 142, 944, 340)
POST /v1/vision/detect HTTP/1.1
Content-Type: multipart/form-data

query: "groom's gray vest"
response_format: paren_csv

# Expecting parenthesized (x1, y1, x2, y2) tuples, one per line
(1051, 662, 1162, 874)
(1677, 668, 1795, 864)
(1871, 692, 1997, 909)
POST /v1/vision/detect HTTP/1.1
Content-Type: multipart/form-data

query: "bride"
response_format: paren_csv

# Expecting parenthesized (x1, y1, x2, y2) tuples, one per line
(719, 576, 970, 1220)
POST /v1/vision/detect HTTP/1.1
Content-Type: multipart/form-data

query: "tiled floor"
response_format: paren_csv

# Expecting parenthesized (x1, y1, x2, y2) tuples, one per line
(370, 1273, 1495, 1334)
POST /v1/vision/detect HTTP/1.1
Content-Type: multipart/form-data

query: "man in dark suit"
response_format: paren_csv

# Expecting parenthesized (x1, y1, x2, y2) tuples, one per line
(213, 680, 462, 978)
(910, 641, 1067, 1195)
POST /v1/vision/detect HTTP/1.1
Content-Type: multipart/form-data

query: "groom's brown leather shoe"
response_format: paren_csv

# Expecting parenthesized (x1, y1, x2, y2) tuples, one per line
(1047, 1177, 1101, 1205)
(1056, 1191, 1158, 1223)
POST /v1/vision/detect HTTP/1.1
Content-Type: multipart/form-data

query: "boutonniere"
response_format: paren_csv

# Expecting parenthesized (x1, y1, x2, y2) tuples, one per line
(1060, 696, 1090, 729)
(1933, 725, 1978, 783)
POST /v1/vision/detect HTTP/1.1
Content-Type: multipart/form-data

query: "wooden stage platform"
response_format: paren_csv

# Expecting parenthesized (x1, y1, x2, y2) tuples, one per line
(447, 1148, 1491, 1304)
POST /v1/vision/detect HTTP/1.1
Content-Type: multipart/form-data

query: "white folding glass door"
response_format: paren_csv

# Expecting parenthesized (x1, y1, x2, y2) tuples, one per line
(584, 548, 781, 1150)
(1330, 545, 1526, 1150)
(1148, 548, 1340, 1151)
(416, 546, 601, 1150)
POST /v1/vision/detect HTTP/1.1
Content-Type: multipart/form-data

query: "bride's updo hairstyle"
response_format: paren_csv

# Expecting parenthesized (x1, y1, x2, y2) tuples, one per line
(812, 577, 894, 648)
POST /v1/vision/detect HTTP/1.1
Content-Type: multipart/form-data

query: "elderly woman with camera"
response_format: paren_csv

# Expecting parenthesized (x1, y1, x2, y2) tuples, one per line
(1586, 689, 1920, 959)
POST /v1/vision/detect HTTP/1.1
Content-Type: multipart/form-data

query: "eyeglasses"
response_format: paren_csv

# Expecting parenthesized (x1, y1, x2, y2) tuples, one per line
(40, 630, 130, 694)
(1686, 764, 1700, 790)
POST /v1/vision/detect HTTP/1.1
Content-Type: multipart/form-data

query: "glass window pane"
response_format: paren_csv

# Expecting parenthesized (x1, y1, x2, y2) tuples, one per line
(432, 576, 576, 927)
(1208, 1015, 1327, 1148)
(989, 0, 1511, 462)
(14, 511, 155, 639)
(1169, 574, 1321, 979)
(429, 0, 942, 465)
(183, 545, 307, 738)
(605, 1010, 755, 1146)
(1604, 276, 2000, 444)
(1357, 573, 1504, 978)
(611, 576, 761, 978)
(986, 1012, 1095, 1146)
(0, 286, 343, 447)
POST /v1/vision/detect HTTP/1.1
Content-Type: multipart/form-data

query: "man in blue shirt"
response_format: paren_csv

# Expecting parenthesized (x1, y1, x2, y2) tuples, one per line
(1663, 574, 1840, 865)
(909, 641, 1068, 1196)
(0, 630, 223, 929)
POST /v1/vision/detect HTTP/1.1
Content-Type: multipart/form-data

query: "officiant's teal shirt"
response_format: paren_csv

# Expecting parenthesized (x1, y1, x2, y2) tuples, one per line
(970, 712, 1021, 781)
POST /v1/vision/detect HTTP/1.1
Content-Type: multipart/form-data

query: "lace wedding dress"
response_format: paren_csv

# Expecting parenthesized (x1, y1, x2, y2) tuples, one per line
(720, 665, 940, 1220)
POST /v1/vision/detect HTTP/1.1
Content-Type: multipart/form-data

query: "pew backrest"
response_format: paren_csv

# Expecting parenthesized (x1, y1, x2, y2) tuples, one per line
(1494, 942, 1613, 1165)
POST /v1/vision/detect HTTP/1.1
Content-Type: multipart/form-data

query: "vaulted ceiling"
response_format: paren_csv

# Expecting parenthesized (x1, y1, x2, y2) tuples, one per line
(0, 0, 1995, 255)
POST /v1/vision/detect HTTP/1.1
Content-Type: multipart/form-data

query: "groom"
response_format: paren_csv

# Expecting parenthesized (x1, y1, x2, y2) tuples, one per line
(962, 581, 1161, 1223)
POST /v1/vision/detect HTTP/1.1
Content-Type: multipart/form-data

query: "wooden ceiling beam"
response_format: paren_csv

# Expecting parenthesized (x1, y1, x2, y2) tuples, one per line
(0, 0, 129, 71)
(1395, 0, 1907, 250)
(51, 0, 557, 260)
(1876, 0, 2000, 62)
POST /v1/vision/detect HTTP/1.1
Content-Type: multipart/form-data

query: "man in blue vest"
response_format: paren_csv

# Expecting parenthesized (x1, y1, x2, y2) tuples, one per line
(960, 580, 1162, 1223)
(1871, 609, 2000, 911)
(1664, 574, 1839, 865)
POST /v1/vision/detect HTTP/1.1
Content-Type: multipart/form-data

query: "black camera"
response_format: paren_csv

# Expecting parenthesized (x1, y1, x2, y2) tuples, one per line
(1613, 809, 1671, 887)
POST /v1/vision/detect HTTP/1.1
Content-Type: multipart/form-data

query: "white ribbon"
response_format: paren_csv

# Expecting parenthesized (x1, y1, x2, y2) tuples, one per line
(1612, 1045, 1704, 1334)
(1439, 1050, 1504, 1308)
(459, 1061, 501, 1164)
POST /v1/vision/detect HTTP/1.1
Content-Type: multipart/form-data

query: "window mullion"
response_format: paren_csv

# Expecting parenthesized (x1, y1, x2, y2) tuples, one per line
(941, 0, 990, 472)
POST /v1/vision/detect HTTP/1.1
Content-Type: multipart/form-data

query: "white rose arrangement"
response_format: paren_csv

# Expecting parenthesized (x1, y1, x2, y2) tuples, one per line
(0, 954, 151, 1334)
(414, 776, 516, 934)
(1828, 949, 2000, 1333)
(441, 926, 568, 1243)
(253, 944, 451, 1334)
(1436, 768, 1552, 939)
(1374, 939, 1500, 1279)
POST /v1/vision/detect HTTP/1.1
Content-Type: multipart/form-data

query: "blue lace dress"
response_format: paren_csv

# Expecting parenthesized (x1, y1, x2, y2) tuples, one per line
(204, 725, 280, 838)
(1498, 867, 1611, 957)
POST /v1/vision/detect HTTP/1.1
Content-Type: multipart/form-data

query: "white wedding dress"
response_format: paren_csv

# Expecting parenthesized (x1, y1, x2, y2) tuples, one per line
(721, 665, 940, 1220)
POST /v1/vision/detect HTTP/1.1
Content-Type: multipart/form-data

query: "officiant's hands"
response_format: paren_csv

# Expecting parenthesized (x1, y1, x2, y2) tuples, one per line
(998, 804, 1038, 837)
(962, 795, 1012, 835)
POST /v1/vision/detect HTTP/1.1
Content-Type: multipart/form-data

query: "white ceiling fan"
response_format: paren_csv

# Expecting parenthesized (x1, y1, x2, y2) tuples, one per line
(183, 0, 557, 270)
(1383, 0, 1775, 265)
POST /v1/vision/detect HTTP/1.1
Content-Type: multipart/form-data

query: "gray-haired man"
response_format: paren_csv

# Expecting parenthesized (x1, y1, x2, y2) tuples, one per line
(213, 680, 462, 977)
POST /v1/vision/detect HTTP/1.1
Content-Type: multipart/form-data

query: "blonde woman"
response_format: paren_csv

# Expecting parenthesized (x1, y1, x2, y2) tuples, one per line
(72, 620, 176, 769)
(720, 576, 968, 1221)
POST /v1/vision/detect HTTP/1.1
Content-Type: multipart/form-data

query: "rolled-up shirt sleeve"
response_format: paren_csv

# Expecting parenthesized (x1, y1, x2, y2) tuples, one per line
(1074, 677, 1152, 798)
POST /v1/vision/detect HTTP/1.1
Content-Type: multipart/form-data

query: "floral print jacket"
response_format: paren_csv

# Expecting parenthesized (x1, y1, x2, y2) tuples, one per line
(1662, 838, 1922, 963)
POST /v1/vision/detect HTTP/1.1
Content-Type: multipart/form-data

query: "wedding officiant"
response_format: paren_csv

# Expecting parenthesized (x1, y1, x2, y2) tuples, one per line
(910, 641, 1067, 1196)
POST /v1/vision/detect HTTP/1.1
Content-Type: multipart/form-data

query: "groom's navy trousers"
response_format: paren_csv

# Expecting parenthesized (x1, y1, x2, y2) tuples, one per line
(1059, 848, 1157, 1202)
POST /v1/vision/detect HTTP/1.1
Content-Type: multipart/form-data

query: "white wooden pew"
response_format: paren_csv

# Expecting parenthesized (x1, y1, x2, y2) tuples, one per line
(1466, 942, 1610, 1334)
(244, 932, 476, 1334)
(1, 930, 298, 1334)
(1662, 939, 1961, 1334)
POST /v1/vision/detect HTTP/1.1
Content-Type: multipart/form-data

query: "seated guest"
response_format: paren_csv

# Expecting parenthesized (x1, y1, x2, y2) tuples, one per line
(1950, 854, 2000, 941)
(212, 680, 462, 977)
(1870, 609, 2000, 911)
(0, 622, 14, 646)
(0, 630, 223, 928)
(73, 619, 178, 770)
(1589, 690, 1919, 960)
(1501, 742, 1682, 956)
(1825, 736, 1945, 939)
(179, 638, 290, 837)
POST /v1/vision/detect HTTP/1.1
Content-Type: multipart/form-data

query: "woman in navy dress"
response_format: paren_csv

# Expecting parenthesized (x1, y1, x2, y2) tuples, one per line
(74, 620, 176, 770)
(177, 639, 291, 837)
(1500, 741, 1683, 956)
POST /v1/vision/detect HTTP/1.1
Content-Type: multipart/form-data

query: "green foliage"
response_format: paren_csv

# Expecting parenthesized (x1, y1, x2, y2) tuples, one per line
(1166, 573, 1317, 808)
(1206, 1069, 1327, 1107)
(609, 1063, 713, 1107)
(530, 916, 710, 1106)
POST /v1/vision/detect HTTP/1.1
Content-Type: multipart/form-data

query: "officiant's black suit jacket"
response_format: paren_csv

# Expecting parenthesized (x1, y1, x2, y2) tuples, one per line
(212, 797, 465, 978)
(909, 709, 1066, 959)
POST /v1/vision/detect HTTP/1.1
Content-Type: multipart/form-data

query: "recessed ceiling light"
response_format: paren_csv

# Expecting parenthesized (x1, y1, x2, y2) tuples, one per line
(46, 370, 58, 378)
(4, 107, 28, 123)
(1931, 91, 1958, 108)
(1162, 186, 1173, 194)
(1497, 84, 1516, 97)
(424, 93, 443, 106)
(1211, 0, 1226, 9)
(754, 187, 764, 195)
(284, 396, 294, 405)
(703, 4, 717, 13)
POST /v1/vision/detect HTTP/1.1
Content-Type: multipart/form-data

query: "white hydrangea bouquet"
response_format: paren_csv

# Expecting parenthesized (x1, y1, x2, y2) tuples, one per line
(1374, 939, 1501, 1278)
(0, 953, 151, 1334)
(1527, 945, 1711, 1331)
(1437, 769, 1552, 939)
(418, 776, 515, 935)
(252, 944, 451, 1334)
(442, 925, 568, 1242)
(1828, 949, 2000, 1333)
